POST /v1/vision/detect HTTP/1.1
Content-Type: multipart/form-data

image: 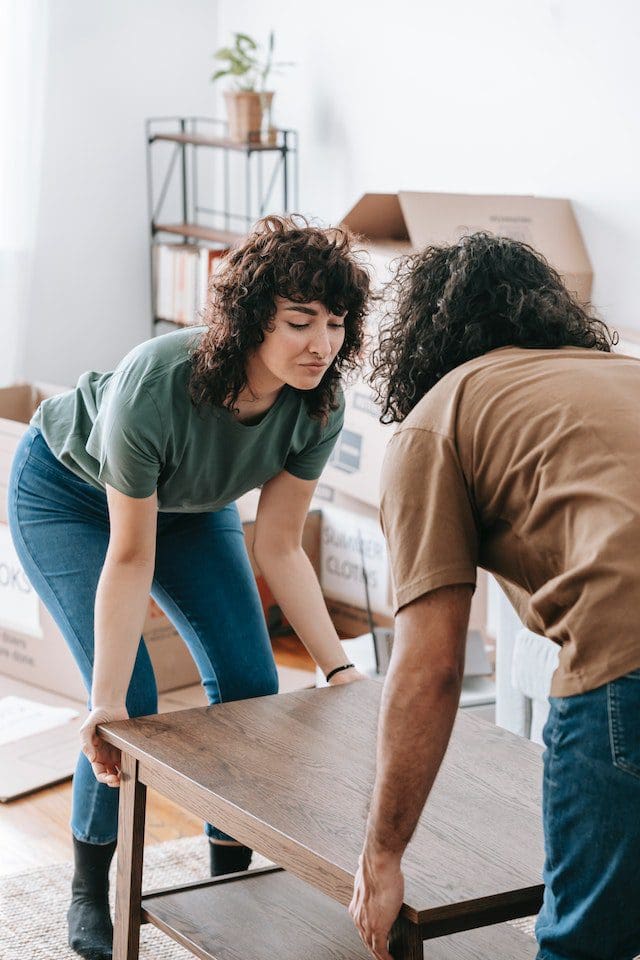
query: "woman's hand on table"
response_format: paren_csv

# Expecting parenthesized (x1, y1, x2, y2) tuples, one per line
(79, 704, 129, 788)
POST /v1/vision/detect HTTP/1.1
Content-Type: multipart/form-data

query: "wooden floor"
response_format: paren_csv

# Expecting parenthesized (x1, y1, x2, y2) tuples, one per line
(0, 637, 315, 876)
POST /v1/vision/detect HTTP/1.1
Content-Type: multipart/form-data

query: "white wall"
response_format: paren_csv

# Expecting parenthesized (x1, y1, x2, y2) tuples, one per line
(22, 0, 219, 385)
(18, 0, 640, 385)
(218, 0, 640, 334)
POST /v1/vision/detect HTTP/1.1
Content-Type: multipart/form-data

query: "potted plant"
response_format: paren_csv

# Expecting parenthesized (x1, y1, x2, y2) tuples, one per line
(211, 31, 291, 144)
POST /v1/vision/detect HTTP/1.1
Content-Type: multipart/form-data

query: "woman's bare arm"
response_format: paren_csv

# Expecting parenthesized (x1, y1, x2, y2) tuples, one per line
(80, 485, 158, 786)
(254, 470, 361, 681)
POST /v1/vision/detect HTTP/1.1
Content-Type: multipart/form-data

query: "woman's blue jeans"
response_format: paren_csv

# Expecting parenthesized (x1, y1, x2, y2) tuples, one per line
(8, 426, 278, 845)
(536, 671, 640, 960)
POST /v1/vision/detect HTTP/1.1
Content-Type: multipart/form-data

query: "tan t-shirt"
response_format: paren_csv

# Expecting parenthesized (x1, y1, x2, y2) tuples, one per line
(380, 345, 640, 696)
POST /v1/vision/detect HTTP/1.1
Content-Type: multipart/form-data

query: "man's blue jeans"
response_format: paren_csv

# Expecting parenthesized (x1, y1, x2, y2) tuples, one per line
(8, 426, 279, 844)
(536, 672, 640, 960)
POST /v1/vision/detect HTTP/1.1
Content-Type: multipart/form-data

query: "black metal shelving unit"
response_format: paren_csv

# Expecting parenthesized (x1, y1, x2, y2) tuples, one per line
(146, 116, 299, 333)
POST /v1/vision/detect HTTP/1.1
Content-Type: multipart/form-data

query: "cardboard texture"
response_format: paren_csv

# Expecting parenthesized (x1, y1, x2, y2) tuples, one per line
(342, 190, 593, 301)
(321, 380, 394, 510)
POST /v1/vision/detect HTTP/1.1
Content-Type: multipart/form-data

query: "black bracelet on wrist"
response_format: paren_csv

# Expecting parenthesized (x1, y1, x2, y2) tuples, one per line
(325, 663, 356, 682)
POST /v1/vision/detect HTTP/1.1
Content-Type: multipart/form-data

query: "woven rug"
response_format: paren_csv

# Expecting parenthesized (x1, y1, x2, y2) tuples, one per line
(0, 835, 537, 958)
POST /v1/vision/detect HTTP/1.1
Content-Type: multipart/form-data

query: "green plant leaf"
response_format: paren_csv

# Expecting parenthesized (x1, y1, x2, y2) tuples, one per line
(211, 68, 232, 82)
(235, 32, 257, 49)
(212, 29, 291, 91)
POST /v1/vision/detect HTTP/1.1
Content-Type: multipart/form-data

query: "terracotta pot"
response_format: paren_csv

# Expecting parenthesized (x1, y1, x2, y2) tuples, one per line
(223, 90, 275, 144)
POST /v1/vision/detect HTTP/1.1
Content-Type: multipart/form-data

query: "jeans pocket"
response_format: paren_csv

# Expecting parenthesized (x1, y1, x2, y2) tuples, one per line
(608, 671, 640, 779)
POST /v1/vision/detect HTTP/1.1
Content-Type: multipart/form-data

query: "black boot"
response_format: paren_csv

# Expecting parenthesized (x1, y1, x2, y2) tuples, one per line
(209, 839, 252, 876)
(67, 836, 116, 960)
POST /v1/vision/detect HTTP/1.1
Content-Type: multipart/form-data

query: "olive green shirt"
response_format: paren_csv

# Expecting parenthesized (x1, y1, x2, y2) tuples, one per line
(32, 327, 345, 512)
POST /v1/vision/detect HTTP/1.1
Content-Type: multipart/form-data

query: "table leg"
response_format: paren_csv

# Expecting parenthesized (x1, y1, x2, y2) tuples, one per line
(389, 916, 422, 960)
(113, 751, 147, 960)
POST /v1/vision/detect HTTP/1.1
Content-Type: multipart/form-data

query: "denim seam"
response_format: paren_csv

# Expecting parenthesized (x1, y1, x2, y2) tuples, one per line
(607, 682, 640, 780)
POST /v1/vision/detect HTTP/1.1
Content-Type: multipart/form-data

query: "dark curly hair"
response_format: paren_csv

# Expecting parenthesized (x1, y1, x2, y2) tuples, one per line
(189, 215, 371, 422)
(370, 231, 617, 423)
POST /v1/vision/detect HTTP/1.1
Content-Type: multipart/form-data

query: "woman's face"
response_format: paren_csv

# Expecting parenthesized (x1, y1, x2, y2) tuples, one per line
(249, 297, 347, 393)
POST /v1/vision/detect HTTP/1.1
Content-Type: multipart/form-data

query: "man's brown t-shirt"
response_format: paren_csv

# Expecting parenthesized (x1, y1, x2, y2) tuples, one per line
(380, 345, 640, 696)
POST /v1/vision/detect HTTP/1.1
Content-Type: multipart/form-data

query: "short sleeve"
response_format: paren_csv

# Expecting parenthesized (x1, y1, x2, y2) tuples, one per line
(85, 374, 162, 498)
(380, 427, 478, 613)
(284, 392, 345, 481)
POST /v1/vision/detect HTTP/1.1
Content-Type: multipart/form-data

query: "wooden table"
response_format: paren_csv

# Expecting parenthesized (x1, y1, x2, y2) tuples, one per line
(100, 681, 544, 959)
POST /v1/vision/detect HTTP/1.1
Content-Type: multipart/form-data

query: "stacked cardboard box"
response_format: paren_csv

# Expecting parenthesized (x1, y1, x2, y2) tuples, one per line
(0, 383, 201, 701)
(312, 190, 594, 651)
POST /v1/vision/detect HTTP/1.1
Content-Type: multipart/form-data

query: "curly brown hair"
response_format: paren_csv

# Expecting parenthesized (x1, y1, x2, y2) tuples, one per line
(370, 232, 617, 423)
(189, 215, 371, 422)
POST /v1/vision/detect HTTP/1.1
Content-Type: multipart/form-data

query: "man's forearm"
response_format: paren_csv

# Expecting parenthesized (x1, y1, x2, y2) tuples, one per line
(256, 545, 348, 676)
(92, 558, 155, 707)
(365, 657, 462, 859)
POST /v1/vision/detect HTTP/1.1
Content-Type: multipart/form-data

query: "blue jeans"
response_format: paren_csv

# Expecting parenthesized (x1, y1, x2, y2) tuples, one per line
(536, 672, 640, 960)
(8, 426, 278, 844)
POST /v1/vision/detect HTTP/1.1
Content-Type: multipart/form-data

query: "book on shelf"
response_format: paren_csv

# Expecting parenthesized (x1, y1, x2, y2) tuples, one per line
(153, 243, 229, 325)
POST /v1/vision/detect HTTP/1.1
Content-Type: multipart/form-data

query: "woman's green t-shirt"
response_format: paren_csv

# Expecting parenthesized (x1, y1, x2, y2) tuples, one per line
(31, 327, 345, 512)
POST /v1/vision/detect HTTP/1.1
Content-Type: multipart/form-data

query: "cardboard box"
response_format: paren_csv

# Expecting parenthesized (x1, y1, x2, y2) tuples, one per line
(317, 503, 393, 636)
(314, 486, 487, 638)
(0, 382, 200, 699)
(244, 497, 487, 650)
(321, 380, 394, 510)
(342, 191, 593, 301)
(0, 382, 71, 524)
(323, 191, 594, 514)
(0, 526, 201, 700)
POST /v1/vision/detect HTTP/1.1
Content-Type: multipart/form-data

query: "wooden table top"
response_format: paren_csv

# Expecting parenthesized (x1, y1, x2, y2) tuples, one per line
(101, 681, 544, 928)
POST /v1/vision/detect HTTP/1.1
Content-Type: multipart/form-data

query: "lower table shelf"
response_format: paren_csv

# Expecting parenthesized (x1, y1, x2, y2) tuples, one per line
(140, 866, 535, 960)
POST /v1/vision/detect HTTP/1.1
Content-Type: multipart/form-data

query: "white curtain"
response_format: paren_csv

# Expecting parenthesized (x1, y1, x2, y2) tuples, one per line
(0, 0, 48, 384)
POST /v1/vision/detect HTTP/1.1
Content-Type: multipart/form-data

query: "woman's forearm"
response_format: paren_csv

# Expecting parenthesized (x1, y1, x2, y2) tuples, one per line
(255, 545, 349, 676)
(91, 558, 155, 707)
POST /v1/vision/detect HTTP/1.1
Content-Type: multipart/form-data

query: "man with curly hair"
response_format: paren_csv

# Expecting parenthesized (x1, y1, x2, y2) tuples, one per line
(349, 233, 640, 960)
(8, 216, 370, 960)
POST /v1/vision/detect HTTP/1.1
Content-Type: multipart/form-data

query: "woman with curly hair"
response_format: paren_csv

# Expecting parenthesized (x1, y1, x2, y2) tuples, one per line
(350, 233, 640, 960)
(8, 215, 370, 960)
